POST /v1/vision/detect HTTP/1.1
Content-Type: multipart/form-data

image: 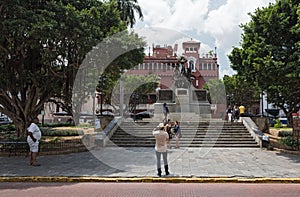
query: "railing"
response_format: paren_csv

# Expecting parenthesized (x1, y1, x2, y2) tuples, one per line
(0, 139, 87, 157)
(0, 141, 29, 157)
(39, 139, 87, 154)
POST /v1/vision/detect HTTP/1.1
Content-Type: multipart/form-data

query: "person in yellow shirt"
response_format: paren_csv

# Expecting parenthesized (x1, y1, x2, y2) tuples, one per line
(239, 105, 245, 117)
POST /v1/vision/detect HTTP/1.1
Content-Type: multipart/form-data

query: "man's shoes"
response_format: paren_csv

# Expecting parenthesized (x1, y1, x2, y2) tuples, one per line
(31, 163, 41, 166)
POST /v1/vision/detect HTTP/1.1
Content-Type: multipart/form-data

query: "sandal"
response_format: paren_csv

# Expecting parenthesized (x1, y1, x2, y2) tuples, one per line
(31, 163, 41, 166)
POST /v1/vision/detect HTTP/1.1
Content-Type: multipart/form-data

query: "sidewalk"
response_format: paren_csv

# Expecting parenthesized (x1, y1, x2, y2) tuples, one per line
(1, 147, 300, 182)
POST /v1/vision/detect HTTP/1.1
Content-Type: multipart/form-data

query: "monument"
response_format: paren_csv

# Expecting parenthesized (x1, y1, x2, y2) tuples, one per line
(154, 55, 211, 118)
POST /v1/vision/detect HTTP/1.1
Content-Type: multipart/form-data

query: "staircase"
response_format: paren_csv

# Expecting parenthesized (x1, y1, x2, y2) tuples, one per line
(107, 120, 259, 148)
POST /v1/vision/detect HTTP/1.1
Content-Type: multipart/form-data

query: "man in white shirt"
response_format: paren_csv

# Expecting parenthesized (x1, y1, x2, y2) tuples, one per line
(27, 117, 42, 166)
(153, 122, 170, 177)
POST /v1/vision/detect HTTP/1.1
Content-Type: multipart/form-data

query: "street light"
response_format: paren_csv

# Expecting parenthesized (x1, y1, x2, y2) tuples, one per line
(261, 91, 264, 117)
(226, 94, 232, 107)
(98, 74, 107, 116)
(131, 92, 139, 121)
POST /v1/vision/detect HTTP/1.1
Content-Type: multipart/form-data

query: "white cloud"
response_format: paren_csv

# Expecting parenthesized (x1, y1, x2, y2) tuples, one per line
(137, 0, 209, 31)
(203, 0, 275, 52)
(135, 0, 276, 78)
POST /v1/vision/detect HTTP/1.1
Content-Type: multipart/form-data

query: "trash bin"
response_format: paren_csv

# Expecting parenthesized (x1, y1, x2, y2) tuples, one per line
(262, 135, 270, 148)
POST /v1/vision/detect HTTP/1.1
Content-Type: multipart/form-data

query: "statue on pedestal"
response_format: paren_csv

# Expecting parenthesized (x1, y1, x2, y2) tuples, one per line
(173, 56, 192, 88)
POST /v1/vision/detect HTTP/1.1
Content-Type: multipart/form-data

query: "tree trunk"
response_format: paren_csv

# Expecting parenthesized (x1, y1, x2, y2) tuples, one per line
(15, 121, 28, 137)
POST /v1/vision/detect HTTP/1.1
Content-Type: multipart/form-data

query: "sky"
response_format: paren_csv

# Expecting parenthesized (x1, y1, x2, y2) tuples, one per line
(134, 0, 276, 78)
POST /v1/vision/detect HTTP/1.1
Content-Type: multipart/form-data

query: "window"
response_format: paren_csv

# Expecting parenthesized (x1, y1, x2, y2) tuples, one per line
(189, 60, 195, 71)
(199, 63, 203, 70)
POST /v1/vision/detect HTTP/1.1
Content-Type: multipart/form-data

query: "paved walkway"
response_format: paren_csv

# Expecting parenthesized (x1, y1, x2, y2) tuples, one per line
(1, 147, 300, 181)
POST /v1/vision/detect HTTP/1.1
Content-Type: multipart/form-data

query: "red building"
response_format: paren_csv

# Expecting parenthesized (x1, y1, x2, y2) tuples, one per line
(127, 39, 219, 91)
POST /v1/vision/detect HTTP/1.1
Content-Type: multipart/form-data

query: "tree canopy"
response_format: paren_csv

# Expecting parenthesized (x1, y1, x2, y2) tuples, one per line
(116, 0, 143, 28)
(223, 75, 260, 111)
(228, 0, 300, 123)
(0, 0, 145, 136)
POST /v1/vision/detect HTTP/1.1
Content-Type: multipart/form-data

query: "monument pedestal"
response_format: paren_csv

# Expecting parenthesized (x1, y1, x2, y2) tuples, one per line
(175, 88, 190, 112)
(154, 88, 212, 119)
(190, 102, 211, 118)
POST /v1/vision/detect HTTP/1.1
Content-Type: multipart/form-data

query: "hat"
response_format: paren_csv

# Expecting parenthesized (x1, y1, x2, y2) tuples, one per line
(157, 123, 164, 128)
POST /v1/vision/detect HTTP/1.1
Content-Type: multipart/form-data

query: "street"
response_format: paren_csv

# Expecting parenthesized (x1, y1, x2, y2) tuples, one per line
(1, 182, 300, 197)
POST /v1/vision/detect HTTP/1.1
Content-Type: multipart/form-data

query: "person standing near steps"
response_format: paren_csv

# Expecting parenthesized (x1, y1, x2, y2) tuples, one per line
(152, 122, 170, 177)
(27, 117, 42, 166)
(173, 120, 181, 148)
(163, 103, 169, 124)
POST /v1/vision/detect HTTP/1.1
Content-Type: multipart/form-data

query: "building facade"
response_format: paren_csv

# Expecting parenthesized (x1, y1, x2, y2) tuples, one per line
(126, 39, 219, 95)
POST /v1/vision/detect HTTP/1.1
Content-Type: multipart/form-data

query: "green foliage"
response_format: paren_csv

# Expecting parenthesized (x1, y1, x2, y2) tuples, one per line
(42, 123, 75, 128)
(42, 128, 84, 136)
(0, 124, 16, 132)
(203, 79, 226, 104)
(1, 134, 27, 142)
(274, 119, 282, 128)
(116, 0, 144, 28)
(223, 75, 260, 107)
(279, 136, 300, 150)
(4, 134, 27, 142)
(46, 137, 61, 143)
(278, 130, 292, 137)
(228, 0, 300, 124)
(0, 0, 144, 136)
(94, 31, 147, 103)
(110, 74, 159, 110)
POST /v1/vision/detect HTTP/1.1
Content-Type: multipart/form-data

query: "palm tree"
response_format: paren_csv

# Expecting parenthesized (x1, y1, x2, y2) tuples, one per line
(116, 0, 143, 28)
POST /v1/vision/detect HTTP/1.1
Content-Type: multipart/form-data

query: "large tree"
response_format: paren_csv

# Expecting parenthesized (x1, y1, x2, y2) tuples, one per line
(223, 75, 260, 112)
(0, 0, 139, 136)
(228, 0, 300, 125)
(72, 31, 146, 123)
(115, 0, 143, 28)
(109, 74, 159, 112)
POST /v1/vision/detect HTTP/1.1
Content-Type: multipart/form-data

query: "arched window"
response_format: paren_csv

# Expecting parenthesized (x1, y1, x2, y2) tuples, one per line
(189, 60, 195, 71)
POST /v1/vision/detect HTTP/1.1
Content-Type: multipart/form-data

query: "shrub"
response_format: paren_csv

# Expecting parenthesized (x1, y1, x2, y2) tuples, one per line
(278, 130, 292, 137)
(0, 124, 16, 132)
(274, 119, 282, 128)
(2, 134, 27, 142)
(46, 137, 61, 143)
(41, 128, 84, 136)
(42, 122, 74, 127)
(279, 136, 300, 150)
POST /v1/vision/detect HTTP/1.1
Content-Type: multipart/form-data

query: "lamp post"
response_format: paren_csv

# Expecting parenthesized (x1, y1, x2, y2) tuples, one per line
(226, 94, 233, 107)
(132, 92, 139, 121)
(98, 74, 106, 116)
(261, 91, 264, 117)
(120, 73, 125, 117)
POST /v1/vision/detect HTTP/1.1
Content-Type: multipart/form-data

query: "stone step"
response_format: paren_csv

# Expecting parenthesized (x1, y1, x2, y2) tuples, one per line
(113, 135, 252, 139)
(108, 120, 259, 148)
(114, 131, 252, 135)
(106, 143, 259, 148)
